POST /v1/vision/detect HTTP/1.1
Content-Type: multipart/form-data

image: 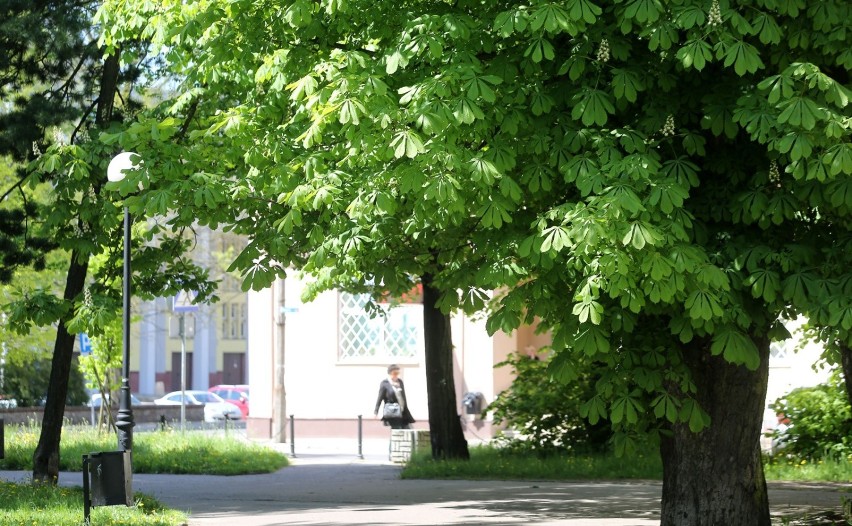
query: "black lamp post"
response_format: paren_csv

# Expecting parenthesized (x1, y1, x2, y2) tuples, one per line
(107, 152, 139, 453)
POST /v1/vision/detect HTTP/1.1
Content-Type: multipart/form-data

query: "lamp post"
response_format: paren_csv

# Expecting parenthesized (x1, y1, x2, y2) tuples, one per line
(107, 152, 139, 453)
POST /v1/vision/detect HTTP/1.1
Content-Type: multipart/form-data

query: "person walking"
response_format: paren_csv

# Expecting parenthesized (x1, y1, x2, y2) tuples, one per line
(374, 364, 415, 429)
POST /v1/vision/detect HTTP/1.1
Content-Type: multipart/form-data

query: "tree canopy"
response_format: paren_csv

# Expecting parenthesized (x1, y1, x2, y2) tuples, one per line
(97, 0, 850, 522)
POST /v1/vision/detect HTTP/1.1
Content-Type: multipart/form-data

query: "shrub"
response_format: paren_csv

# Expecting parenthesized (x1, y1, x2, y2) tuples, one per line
(770, 373, 852, 460)
(488, 351, 611, 455)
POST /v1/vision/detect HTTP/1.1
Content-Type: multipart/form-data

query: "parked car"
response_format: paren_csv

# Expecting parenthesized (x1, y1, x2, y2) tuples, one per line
(153, 390, 242, 422)
(87, 392, 143, 408)
(208, 385, 249, 418)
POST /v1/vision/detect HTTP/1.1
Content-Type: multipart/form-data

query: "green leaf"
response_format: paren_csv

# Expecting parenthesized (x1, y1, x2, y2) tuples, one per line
(571, 89, 615, 126)
(286, 74, 317, 101)
(711, 327, 760, 370)
(574, 325, 611, 355)
(525, 37, 556, 63)
(624, 0, 663, 23)
(674, 5, 705, 29)
(720, 40, 764, 76)
(777, 97, 823, 130)
(622, 221, 661, 250)
(453, 98, 484, 124)
(580, 395, 608, 425)
(822, 143, 852, 176)
(530, 3, 572, 33)
(566, 0, 602, 24)
(494, 9, 528, 37)
(676, 39, 713, 71)
(744, 268, 781, 303)
(684, 289, 723, 321)
(611, 69, 643, 103)
(390, 130, 425, 159)
(652, 393, 680, 423)
(572, 299, 603, 325)
(539, 225, 571, 252)
(680, 398, 711, 433)
(385, 50, 409, 74)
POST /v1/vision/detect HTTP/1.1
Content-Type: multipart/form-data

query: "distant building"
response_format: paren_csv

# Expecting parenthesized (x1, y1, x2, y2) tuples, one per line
(244, 277, 830, 443)
(244, 275, 546, 440)
(131, 228, 248, 396)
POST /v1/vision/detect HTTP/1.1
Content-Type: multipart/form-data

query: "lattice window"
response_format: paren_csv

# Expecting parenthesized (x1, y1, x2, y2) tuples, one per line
(770, 340, 790, 361)
(339, 293, 420, 360)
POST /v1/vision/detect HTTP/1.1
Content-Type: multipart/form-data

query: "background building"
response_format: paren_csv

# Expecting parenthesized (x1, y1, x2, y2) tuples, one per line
(131, 228, 248, 397)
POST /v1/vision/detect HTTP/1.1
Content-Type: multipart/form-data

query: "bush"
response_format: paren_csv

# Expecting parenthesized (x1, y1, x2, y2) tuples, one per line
(771, 373, 852, 460)
(488, 351, 611, 455)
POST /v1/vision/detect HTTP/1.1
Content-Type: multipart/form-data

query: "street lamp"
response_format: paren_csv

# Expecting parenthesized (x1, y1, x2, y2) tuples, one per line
(107, 151, 140, 453)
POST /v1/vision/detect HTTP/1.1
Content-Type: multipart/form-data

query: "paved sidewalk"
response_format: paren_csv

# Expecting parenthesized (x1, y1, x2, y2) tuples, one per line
(1, 438, 848, 525)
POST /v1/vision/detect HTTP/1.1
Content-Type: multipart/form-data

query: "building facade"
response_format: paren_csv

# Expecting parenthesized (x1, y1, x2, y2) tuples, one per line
(131, 228, 249, 397)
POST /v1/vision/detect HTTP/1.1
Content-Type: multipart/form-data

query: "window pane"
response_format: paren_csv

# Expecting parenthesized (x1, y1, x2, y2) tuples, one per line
(339, 293, 420, 361)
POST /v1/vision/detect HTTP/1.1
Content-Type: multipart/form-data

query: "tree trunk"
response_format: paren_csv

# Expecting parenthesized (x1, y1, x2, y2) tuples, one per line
(840, 343, 852, 411)
(421, 274, 469, 460)
(660, 335, 771, 525)
(32, 250, 89, 483)
(32, 51, 119, 484)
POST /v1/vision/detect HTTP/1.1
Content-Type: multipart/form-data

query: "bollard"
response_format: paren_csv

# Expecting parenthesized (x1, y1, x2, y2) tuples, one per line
(1, 418, 4, 460)
(357, 415, 364, 459)
(289, 414, 296, 458)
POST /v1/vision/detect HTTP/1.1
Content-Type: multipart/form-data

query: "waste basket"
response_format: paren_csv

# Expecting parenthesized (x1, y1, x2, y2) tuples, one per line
(83, 450, 132, 523)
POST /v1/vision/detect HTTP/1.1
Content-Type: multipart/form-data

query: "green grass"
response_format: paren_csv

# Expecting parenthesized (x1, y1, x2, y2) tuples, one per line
(764, 454, 852, 483)
(401, 444, 664, 480)
(0, 423, 289, 475)
(402, 444, 852, 483)
(0, 480, 186, 526)
(0, 424, 288, 526)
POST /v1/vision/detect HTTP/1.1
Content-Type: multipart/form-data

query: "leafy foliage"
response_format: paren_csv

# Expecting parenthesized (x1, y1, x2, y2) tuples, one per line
(489, 351, 611, 454)
(770, 374, 852, 460)
(97, 0, 851, 469)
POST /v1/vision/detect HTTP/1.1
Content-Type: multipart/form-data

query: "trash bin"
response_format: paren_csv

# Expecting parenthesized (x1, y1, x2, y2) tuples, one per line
(85, 450, 132, 507)
(462, 392, 483, 415)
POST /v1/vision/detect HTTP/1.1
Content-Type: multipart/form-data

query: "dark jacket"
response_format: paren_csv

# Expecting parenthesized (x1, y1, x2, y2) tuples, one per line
(374, 378, 415, 425)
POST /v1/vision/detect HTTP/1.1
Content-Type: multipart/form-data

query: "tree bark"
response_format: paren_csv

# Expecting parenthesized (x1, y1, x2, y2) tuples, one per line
(840, 343, 852, 411)
(421, 274, 469, 460)
(660, 335, 771, 526)
(32, 250, 89, 483)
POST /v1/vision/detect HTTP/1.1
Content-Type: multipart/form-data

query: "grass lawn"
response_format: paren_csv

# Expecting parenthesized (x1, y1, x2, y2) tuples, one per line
(0, 481, 187, 526)
(402, 444, 852, 483)
(0, 424, 289, 475)
(402, 445, 664, 480)
(0, 424, 289, 526)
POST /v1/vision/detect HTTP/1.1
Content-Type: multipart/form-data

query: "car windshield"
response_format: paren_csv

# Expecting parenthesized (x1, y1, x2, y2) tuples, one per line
(193, 393, 221, 403)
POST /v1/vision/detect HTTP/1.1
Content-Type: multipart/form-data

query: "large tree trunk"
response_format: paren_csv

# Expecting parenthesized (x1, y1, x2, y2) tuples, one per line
(32, 251, 89, 483)
(660, 335, 771, 526)
(840, 343, 852, 410)
(32, 52, 120, 484)
(421, 274, 469, 460)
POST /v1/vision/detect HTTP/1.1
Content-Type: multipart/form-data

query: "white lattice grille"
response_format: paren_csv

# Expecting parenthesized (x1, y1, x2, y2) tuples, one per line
(770, 340, 789, 360)
(339, 293, 420, 360)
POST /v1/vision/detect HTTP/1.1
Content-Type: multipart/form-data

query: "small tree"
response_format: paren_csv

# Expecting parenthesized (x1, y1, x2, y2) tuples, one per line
(78, 319, 123, 431)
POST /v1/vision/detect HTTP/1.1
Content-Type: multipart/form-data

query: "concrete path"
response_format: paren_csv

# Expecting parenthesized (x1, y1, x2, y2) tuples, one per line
(1, 438, 848, 525)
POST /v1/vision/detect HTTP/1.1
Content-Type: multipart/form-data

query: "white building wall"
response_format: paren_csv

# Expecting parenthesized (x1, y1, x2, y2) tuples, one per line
(246, 286, 275, 437)
(763, 317, 830, 427)
(282, 279, 429, 420)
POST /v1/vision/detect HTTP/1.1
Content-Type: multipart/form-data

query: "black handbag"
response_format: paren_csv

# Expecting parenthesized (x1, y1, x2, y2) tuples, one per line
(383, 402, 402, 419)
